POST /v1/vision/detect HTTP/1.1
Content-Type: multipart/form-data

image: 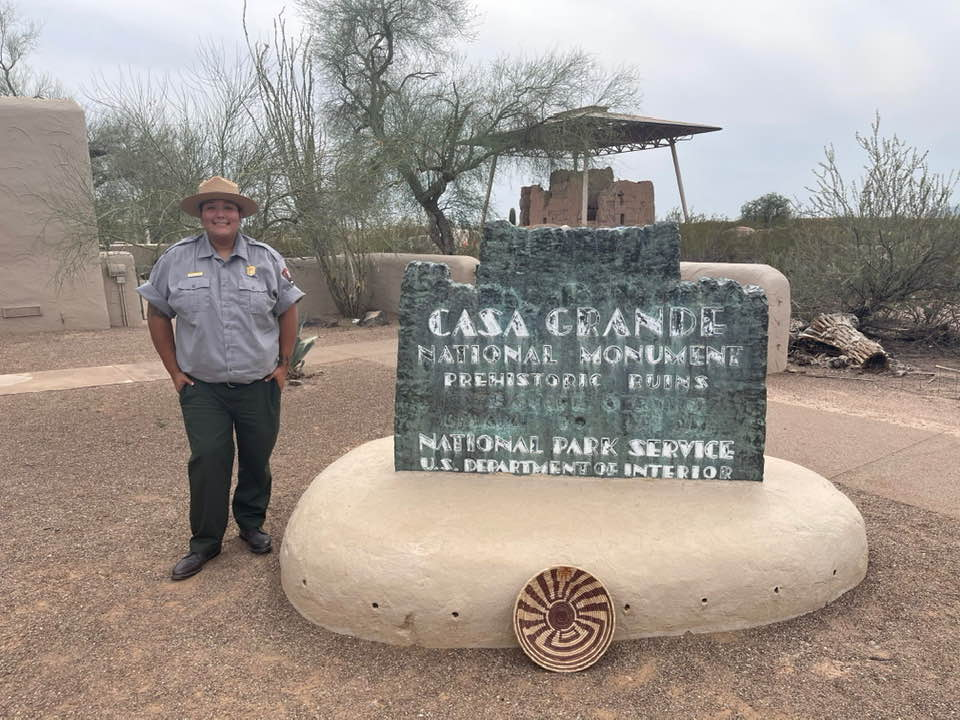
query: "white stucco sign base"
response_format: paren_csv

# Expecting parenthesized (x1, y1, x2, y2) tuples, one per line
(280, 436, 867, 648)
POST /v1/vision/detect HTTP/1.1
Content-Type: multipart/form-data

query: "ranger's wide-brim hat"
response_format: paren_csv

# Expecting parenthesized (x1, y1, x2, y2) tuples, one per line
(180, 176, 258, 218)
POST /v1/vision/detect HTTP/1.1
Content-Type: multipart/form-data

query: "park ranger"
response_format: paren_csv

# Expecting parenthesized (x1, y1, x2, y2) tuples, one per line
(137, 177, 305, 581)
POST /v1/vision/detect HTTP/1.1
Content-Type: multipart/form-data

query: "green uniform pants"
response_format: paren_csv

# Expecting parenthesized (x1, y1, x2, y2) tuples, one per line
(178, 378, 281, 555)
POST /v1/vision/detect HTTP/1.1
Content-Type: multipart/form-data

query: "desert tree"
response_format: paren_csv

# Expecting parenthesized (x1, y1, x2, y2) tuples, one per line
(85, 47, 280, 259)
(0, 2, 63, 98)
(739, 192, 793, 226)
(300, 0, 640, 254)
(244, 7, 398, 316)
(789, 113, 960, 334)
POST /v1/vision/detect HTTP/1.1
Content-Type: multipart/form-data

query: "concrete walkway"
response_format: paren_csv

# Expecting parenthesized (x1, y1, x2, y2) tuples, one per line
(1, 337, 957, 521)
(0, 361, 169, 394)
(0, 338, 399, 396)
(766, 400, 960, 520)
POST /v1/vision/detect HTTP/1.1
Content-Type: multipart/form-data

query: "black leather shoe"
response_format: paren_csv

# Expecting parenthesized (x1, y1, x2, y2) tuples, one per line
(239, 527, 272, 554)
(171, 548, 220, 581)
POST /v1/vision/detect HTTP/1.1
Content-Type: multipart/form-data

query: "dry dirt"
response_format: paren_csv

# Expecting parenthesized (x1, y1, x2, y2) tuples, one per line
(2, 328, 960, 719)
(0, 324, 398, 375)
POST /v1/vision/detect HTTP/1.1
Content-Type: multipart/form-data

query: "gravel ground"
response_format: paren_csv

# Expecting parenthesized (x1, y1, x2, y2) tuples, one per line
(0, 324, 398, 374)
(2, 334, 960, 719)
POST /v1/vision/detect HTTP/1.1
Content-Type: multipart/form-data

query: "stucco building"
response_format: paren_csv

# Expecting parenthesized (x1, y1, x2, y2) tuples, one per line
(0, 98, 111, 333)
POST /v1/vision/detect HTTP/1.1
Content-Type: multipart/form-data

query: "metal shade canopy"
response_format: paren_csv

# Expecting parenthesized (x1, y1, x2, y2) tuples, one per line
(476, 105, 722, 224)
(483, 105, 721, 157)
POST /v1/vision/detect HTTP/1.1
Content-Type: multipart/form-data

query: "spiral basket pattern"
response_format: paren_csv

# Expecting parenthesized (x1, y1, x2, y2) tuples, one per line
(513, 566, 615, 672)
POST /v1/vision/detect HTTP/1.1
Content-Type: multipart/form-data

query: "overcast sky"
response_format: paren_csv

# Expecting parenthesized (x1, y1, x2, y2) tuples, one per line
(25, 0, 960, 220)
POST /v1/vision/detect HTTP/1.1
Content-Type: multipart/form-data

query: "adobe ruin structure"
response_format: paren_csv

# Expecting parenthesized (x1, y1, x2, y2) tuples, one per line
(477, 107, 720, 225)
(519, 167, 654, 227)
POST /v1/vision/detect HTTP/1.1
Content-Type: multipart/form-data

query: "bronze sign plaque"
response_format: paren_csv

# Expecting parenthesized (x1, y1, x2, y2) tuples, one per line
(394, 222, 768, 480)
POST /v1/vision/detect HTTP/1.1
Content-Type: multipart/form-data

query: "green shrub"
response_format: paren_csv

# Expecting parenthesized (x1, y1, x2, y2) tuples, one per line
(739, 192, 794, 226)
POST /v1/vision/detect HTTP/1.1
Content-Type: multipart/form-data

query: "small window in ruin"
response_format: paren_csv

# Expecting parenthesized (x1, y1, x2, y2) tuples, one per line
(587, 206, 597, 221)
(620, 213, 625, 225)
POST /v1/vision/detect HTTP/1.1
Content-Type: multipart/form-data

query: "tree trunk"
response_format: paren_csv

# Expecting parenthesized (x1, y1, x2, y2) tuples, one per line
(423, 199, 455, 255)
(797, 313, 888, 370)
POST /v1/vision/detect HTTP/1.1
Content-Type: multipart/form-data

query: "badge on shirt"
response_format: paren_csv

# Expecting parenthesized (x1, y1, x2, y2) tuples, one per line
(187, 271, 204, 278)
(281, 267, 294, 285)
(246, 265, 257, 277)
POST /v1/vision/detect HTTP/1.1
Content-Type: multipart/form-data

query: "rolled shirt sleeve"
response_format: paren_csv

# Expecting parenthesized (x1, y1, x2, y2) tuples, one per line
(136, 252, 175, 318)
(272, 254, 306, 316)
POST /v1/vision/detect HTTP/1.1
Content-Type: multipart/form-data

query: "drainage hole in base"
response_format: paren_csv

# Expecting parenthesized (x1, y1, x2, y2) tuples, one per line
(372, 602, 379, 609)
(623, 604, 631, 612)
(773, 586, 780, 594)
(301, 579, 307, 586)
(451, 611, 459, 618)
(701, 598, 708, 604)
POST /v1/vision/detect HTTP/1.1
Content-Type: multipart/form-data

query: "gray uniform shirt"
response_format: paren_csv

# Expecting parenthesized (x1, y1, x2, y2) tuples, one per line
(136, 233, 305, 384)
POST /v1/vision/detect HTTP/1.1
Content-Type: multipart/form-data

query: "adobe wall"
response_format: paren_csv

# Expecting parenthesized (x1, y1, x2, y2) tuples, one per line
(0, 98, 109, 334)
(100, 251, 145, 328)
(520, 167, 654, 227)
(288, 253, 480, 319)
(681, 262, 790, 373)
(108, 242, 170, 275)
(286, 257, 340, 319)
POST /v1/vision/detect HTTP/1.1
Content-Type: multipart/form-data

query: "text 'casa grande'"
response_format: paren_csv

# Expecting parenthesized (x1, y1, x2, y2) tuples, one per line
(427, 305, 729, 339)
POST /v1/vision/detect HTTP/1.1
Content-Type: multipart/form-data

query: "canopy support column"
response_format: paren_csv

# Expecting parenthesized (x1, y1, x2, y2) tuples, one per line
(581, 157, 589, 226)
(669, 139, 690, 223)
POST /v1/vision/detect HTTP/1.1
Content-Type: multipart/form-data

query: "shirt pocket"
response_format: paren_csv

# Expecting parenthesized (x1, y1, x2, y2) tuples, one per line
(239, 276, 275, 315)
(170, 277, 212, 319)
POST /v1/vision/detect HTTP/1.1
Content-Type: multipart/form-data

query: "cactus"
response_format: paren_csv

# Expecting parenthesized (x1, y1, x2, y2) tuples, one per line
(289, 319, 318, 379)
